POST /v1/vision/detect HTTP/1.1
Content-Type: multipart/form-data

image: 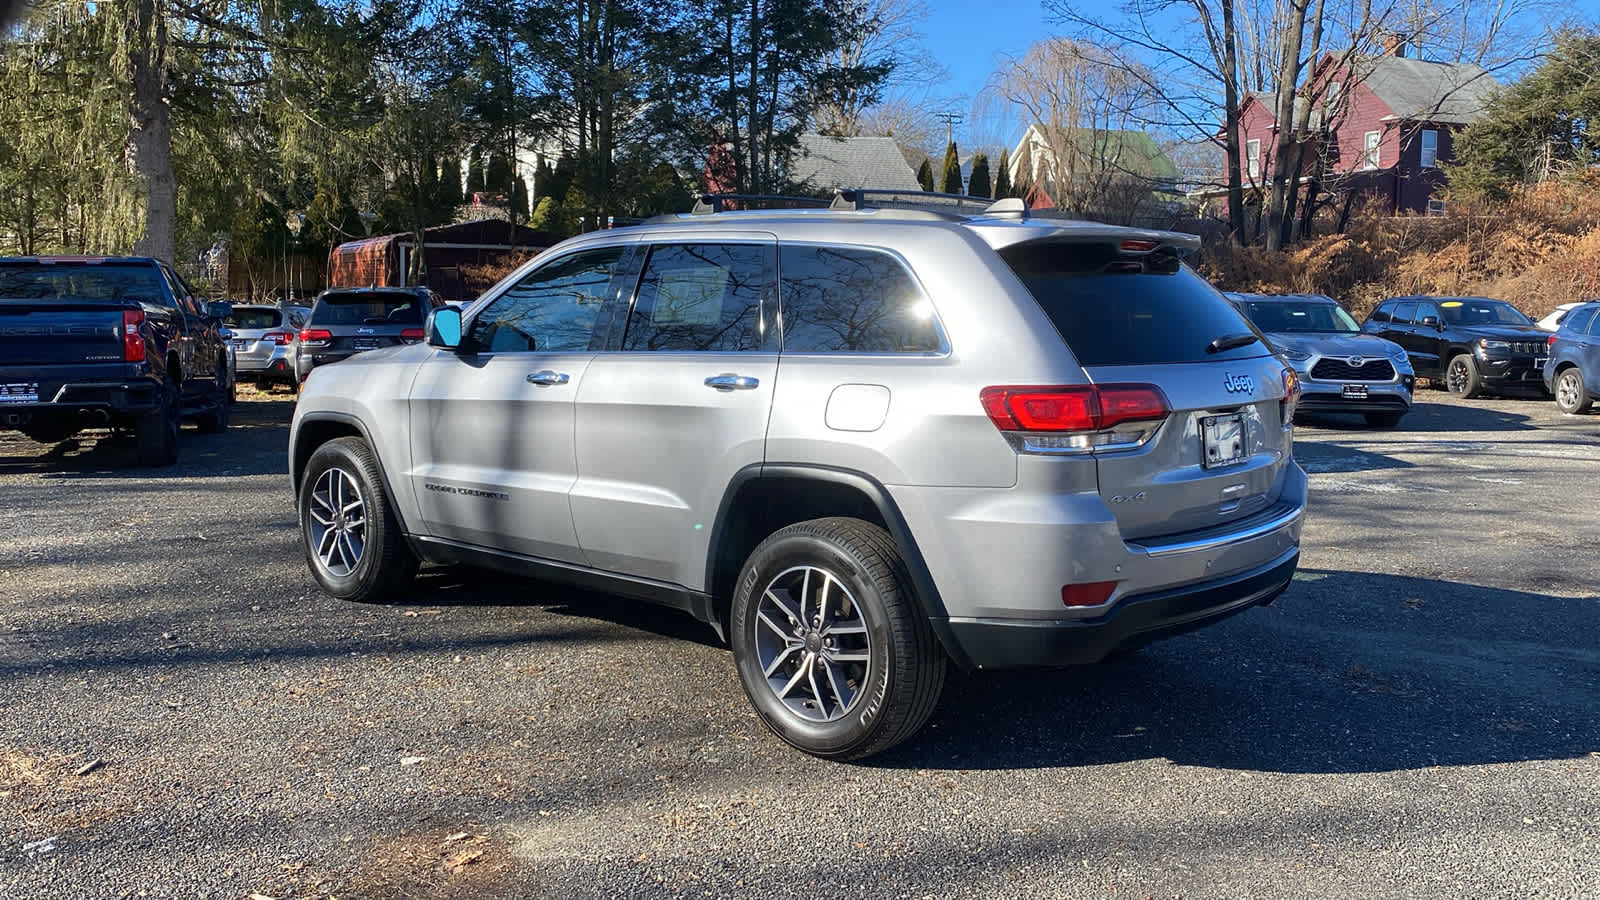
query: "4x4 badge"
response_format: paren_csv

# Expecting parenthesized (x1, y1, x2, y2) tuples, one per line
(1223, 373, 1256, 394)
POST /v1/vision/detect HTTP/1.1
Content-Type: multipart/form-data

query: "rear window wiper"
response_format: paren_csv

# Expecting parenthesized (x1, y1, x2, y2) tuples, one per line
(1206, 332, 1260, 354)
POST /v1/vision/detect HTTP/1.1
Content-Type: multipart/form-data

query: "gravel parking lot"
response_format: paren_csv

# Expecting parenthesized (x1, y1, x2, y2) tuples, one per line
(2, 390, 1596, 898)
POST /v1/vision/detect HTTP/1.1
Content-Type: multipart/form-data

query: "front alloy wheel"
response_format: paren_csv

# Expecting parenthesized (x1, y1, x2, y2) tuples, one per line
(753, 565, 873, 723)
(307, 466, 367, 578)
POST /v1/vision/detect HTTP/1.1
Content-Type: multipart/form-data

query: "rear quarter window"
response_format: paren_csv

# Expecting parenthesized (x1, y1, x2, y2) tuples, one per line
(997, 241, 1263, 366)
(778, 245, 942, 353)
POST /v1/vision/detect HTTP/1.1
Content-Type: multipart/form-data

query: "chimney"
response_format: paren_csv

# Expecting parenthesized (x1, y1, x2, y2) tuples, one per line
(1383, 31, 1408, 57)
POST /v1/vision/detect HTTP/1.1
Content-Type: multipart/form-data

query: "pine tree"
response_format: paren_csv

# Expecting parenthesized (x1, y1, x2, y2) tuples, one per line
(968, 153, 991, 198)
(994, 148, 1013, 199)
(533, 159, 557, 203)
(511, 176, 530, 223)
(530, 196, 561, 234)
(940, 142, 962, 194)
(916, 159, 934, 191)
(486, 152, 513, 195)
(437, 158, 464, 210)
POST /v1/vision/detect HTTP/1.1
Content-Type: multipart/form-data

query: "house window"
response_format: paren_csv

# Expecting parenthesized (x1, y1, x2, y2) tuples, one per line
(1362, 131, 1381, 169)
(1421, 129, 1438, 168)
(1326, 81, 1343, 114)
(1246, 139, 1261, 180)
(1427, 198, 1447, 217)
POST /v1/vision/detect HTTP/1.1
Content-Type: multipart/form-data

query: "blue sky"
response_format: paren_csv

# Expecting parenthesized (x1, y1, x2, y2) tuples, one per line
(918, 0, 1600, 153)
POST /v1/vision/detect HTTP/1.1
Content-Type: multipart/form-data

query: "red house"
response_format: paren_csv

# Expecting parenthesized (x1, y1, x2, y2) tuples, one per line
(1232, 38, 1500, 217)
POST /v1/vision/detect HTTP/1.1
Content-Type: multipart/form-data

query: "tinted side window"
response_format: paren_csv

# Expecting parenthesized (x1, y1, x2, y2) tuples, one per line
(468, 247, 623, 353)
(622, 243, 772, 352)
(778, 245, 942, 353)
(1415, 302, 1441, 323)
(1569, 307, 1598, 335)
(1368, 305, 1392, 323)
(1391, 302, 1417, 325)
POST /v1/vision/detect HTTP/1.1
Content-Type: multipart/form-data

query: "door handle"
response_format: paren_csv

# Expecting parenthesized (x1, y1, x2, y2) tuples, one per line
(526, 370, 570, 386)
(704, 373, 760, 391)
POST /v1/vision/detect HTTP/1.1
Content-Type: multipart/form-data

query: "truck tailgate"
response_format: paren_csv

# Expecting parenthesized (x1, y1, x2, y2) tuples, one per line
(0, 301, 129, 367)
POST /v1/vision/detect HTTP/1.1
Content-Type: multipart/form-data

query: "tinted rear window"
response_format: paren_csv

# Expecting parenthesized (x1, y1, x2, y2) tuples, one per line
(0, 263, 165, 303)
(226, 308, 281, 330)
(312, 292, 425, 325)
(998, 241, 1262, 366)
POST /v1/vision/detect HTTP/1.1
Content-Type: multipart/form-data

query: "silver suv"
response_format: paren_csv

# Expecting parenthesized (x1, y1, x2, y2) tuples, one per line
(289, 195, 1307, 760)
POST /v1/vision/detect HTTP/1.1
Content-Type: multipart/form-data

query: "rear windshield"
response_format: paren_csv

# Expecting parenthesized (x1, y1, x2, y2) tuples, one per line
(311, 292, 425, 326)
(0, 263, 165, 304)
(225, 308, 281, 330)
(998, 241, 1263, 366)
(1239, 300, 1359, 333)
(1438, 299, 1531, 326)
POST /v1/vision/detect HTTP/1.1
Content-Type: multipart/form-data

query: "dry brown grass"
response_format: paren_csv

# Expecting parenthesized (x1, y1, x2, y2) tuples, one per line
(1200, 181, 1600, 320)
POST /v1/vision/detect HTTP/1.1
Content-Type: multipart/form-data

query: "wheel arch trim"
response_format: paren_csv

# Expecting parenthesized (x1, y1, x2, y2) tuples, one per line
(706, 463, 973, 669)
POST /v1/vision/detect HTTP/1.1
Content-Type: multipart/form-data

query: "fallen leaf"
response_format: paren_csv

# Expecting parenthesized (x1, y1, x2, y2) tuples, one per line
(444, 848, 484, 872)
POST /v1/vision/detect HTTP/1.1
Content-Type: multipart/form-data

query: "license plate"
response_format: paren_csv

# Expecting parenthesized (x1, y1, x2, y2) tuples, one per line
(353, 338, 381, 350)
(1342, 384, 1369, 399)
(231, 339, 249, 350)
(0, 382, 39, 405)
(1201, 413, 1246, 469)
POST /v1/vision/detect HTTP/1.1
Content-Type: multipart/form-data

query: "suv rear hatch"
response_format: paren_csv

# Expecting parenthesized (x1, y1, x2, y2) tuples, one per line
(303, 291, 428, 357)
(996, 237, 1295, 541)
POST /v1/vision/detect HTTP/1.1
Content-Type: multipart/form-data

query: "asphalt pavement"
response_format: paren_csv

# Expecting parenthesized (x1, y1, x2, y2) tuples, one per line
(1, 389, 1596, 898)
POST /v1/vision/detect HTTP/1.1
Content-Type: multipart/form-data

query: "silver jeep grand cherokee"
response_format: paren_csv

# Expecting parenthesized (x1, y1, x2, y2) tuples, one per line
(289, 194, 1306, 760)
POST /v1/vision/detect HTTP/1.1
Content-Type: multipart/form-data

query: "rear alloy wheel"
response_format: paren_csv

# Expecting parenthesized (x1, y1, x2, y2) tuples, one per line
(1554, 368, 1593, 414)
(1444, 353, 1482, 399)
(134, 373, 180, 467)
(1363, 411, 1405, 428)
(730, 517, 944, 761)
(298, 437, 417, 602)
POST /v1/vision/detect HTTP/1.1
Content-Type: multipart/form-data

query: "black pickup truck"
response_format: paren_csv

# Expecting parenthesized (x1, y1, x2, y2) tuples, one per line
(1363, 295, 1550, 398)
(0, 257, 234, 465)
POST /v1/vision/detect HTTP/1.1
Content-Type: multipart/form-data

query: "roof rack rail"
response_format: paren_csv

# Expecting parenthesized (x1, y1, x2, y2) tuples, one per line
(689, 194, 831, 214)
(829, 189, 1030, 220)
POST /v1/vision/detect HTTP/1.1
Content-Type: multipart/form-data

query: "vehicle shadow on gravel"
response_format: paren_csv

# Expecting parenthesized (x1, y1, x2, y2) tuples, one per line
(1297, 398, 1540, 433)
(872, 568, 1599, 775)
(400, 565, 726, 650)
(0, 399, 293, 478)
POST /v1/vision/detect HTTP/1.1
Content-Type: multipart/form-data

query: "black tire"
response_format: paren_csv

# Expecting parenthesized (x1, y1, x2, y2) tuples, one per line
(297, 436, 417, 602)
(1554, 367, 1593, 414)
(1363, 411, 1405, 428)
(729, 517, 945, 761)
(194, 363, 231, 434)
(1444, 353, 1482, 399)
(134, 373, 180, 467)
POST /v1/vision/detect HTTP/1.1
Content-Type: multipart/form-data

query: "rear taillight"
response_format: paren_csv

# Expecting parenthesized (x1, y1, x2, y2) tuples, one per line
(122, 309, 146, 362)
(1548, 334, 1559, 347)
(263, 331, 291, 345)
(1280, 367, 1301, 425)
(300, 328, 332, 343)
(981, 384, 1168, 432)
(400, 328, 425, 343)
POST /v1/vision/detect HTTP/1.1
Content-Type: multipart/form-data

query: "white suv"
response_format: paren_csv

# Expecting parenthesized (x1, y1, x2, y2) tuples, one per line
(289, 195, 1306, 759)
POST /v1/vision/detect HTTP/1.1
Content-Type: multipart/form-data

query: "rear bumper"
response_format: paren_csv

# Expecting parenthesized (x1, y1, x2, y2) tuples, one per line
(940, 549, 1298, 668)
(239, 355, 294, 379)
(0, 380, 160, 428)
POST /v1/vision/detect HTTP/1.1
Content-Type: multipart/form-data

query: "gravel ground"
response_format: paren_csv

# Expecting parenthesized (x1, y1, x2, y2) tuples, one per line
(1, 388, 1596, 899)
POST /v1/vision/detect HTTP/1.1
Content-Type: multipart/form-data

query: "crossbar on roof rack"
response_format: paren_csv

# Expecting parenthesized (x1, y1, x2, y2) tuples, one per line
(829, 189, 1030, 220)
(690, 194, 831, 214)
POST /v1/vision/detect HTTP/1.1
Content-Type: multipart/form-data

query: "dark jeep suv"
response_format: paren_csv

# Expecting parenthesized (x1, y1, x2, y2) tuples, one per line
(1363, 295, 1548, 398)
(295, 287, 441, 384)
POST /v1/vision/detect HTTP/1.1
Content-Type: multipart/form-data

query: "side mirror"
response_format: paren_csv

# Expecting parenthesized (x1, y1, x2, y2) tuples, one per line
(208, 301, 233, 319)
(427, 306, 462, 349)
(1419, 315, 1441, 328)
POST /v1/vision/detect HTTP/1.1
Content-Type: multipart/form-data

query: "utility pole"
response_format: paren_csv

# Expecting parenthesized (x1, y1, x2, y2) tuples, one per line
(934, 112, 963, 148)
